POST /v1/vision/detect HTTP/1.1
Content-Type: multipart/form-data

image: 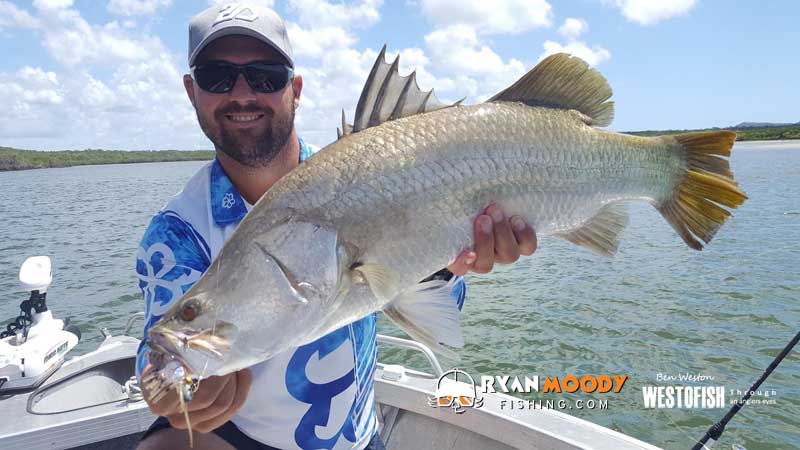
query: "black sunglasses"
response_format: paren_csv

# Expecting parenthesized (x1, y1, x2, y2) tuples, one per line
(191, 61, 294, 94)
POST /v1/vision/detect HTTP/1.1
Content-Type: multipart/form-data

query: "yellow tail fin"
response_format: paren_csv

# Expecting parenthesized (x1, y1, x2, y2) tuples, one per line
(658, 131, 747, 250)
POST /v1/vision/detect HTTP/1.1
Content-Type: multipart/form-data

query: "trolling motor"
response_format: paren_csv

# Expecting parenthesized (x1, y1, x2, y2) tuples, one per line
(0, 256, 81, 392)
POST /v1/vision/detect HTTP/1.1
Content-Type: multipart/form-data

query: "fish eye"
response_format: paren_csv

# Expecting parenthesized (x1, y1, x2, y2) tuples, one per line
(179, 300, 200, 322)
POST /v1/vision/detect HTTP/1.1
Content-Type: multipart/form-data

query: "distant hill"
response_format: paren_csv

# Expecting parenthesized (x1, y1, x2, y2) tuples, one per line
(0, 147, 214, 172)
(733, 121, 800, 129)
(627, 123, 800, 141)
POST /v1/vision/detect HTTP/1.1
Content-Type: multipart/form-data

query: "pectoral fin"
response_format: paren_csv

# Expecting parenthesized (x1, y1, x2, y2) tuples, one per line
(382, 278, 464, 360)
(351, 263, 401, 303)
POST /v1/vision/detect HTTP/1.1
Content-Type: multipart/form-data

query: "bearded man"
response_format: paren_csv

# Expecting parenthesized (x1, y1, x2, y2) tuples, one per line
(135, 3, 536, 449)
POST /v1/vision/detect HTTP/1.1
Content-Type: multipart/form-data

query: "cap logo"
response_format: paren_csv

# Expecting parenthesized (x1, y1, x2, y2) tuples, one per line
(213, 3, 259, 26)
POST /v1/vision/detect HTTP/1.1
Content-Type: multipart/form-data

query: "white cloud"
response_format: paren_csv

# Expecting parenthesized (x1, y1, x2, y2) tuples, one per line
(2, 66, 63, 105)
(413, 1, 555, 106)
(0, 57, 199, 149)
(107, 0, 172, 16)
(543, 18, 610, 67)
(32, 6, 166, 67)
(288, 0, 381, 29)
(611, 0, 697, 25)
(558, 17, 588, 40)
(425, 25, 518, 76)
(419, 0, 552, 35)
(207, 0, 275, 7)
(0, 3, 203, 150)
(277, 0, 385, 146)
(541, 40, 611, 67)
(0, 1, 40, 29)
(287, 24, 356, 59)
(0, 67, 66, 140)
(424, 25, 525, 98)
(294, 46, 379, 145)
(32, 0, 73, 10)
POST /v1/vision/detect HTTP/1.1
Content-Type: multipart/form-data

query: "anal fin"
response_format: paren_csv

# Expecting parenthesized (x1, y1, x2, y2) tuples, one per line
(558, 203, 629, 256)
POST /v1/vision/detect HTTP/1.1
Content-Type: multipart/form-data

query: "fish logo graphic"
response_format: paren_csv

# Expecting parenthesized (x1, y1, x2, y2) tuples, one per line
(428, 368, 484, 414)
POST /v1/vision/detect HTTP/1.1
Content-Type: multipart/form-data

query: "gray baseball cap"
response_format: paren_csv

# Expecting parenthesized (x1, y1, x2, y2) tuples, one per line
(188, 3, 294, 68)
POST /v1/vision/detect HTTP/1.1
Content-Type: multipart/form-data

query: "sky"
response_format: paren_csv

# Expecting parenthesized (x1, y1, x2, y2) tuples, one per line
(0, 0, 798, 151)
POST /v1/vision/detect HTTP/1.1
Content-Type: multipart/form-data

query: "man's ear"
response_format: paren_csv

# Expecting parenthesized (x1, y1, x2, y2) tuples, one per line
(291, 74, 303, 108)
(183, 74, 196, 108)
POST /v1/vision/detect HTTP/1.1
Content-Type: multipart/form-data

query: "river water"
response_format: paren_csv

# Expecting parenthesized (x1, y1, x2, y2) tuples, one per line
(1, 141, 797, 449)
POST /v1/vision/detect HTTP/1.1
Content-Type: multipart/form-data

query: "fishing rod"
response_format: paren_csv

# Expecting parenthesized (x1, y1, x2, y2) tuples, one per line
(690, 329, 799, 450)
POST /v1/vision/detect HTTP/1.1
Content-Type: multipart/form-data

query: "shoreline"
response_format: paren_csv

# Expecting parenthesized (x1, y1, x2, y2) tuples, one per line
(2, 138, 798, 173)
(0, 148, 214, 172)
(732, 139, 800, 149)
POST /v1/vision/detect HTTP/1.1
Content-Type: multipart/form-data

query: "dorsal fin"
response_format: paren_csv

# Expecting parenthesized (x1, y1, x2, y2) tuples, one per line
(337, 45, 460, 138)
(488, 53, 615, 127)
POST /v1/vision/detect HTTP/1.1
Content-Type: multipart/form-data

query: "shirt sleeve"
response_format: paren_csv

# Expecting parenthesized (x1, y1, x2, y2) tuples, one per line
(451, 276, 466, 311)
(134, 210, 212, 379)
(421, 268, 466, 311)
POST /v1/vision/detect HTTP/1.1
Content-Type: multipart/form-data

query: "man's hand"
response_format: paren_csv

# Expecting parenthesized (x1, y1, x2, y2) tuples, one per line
(142, 365, 253, 434)
(447, 204, 537, 276)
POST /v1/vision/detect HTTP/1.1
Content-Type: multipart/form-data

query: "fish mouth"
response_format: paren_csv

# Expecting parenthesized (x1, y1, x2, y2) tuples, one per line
(141, 353, 188, 404)
(148, 325, 232, 363)
(143, 326, 233, 404)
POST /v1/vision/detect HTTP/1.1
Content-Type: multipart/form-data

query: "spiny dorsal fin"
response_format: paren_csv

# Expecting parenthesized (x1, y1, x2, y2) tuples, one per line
(337, 44, 458, 139)
(558, 203, 629, 256)
(488, 53, 615, 127)
(337, 110, 353, 139)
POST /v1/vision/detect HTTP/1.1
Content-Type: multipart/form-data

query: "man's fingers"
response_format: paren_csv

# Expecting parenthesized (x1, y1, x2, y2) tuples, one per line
(193, 369, 254, 433)
(141, 364, 181, 416)
(186, 374, 230, 412)
(198, 369, 253, 433)
(231, 368, 253, 412)
(147, 389, 180, 417)
(447, 250, 476, 277)
(191, 381, 234, 433)
(486, 204, 520, 264)
(472, 215, 495, 274)
(168, 374, 236, 430)
(511, 216, 537, 256)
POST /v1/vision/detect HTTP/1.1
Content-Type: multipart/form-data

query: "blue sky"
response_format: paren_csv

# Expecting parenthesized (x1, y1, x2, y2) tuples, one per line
(0, 0, 798, 150)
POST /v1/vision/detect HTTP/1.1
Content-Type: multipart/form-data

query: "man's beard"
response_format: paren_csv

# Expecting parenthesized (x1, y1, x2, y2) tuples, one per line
(200, 102, 295, 168)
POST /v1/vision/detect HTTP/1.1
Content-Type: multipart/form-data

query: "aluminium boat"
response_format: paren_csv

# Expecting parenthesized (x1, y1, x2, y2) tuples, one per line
(0, 256, 662, 450)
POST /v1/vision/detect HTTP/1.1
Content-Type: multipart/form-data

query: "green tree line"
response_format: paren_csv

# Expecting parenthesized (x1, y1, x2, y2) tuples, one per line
(628, 125, 800, 140)
(0, 147, 215, 171)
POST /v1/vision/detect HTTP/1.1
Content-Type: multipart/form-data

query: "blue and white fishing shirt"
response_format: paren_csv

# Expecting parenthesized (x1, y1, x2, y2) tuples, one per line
(135, 137, 466, 450)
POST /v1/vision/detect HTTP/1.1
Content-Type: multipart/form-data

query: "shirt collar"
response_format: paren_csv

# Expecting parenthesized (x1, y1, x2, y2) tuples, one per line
(211, 137, 313, 225)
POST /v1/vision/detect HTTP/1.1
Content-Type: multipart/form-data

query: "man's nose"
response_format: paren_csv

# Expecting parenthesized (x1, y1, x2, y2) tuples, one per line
(228, 73, 257, 101)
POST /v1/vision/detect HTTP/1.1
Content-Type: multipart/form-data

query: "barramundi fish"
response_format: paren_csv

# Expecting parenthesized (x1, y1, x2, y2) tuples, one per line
(144, 49, 747, 400)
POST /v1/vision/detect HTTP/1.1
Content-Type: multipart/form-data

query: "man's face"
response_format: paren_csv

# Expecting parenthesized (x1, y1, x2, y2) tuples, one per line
(184, 35, 302, 168)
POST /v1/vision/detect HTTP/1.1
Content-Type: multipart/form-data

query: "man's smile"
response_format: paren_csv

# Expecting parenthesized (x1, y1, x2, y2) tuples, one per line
(224, 113, 266, 125)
